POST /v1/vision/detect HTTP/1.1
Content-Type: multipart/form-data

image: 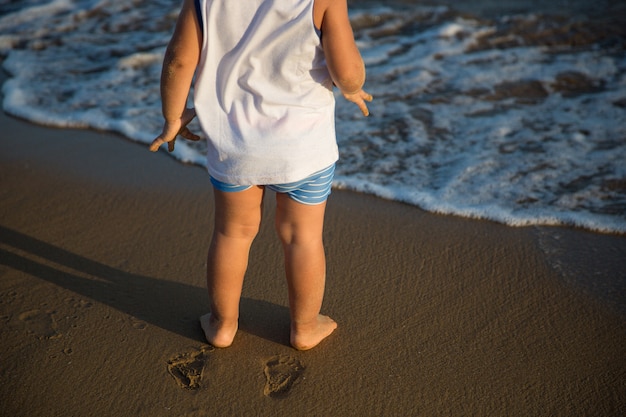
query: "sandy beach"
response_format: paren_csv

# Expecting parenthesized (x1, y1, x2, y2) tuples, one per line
(1, 75, 625, 415)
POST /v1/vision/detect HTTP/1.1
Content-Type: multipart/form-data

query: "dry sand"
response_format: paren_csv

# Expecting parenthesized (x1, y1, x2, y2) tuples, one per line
(1, 88, 625, 415)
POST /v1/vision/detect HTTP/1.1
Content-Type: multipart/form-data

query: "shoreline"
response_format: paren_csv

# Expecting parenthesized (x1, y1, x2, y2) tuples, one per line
(2, 3, 626, 237)
(1, 93, 625, 413)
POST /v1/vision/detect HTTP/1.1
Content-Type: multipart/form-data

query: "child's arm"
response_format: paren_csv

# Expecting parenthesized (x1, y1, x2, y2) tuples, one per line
(319, 0, 372, 116)
(150, 0, 202, 152)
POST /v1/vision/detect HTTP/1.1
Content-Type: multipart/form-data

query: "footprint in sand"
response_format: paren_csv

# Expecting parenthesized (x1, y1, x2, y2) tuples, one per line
(167, 346, 213, 390)
(0, 290, 19, 305)
(263, 355, 305, 398)
(64, 297, 93, 310)
(129, 317, 147, 330)
(18, 309, 61, 340)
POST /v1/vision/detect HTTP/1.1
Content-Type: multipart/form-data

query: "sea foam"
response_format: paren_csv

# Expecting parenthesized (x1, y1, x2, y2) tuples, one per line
(1, 1, 624, 233)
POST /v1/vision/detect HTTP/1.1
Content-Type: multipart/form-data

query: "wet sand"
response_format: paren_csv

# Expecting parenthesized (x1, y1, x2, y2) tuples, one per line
(1, 80, 625, 415)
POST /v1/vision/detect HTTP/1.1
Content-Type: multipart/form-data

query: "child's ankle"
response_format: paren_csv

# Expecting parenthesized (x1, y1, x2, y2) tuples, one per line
(290, 314, 337, 351)
(200, 313, 238, 348)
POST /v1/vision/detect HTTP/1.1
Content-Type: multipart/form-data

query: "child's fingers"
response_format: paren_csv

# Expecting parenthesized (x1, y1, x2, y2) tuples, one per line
(149, 129, 199, 153)
(359, 100, 370, 116)
(358, 91, 373, 116)
(179, 127, 202, 141)
(149, 137, 166, 152)
(343, 89, 373, 117)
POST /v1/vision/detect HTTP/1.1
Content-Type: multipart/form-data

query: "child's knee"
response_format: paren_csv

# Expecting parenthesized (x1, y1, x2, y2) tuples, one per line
(237, 223, 261, 240)
(217, 220, 261, 241)
(276, 223, 323, 248)
(274, 219, 294, 245)
(275, 204, 325, 245)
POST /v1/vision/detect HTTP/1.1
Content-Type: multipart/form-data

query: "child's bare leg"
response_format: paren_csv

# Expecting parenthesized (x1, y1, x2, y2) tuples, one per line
(275, 194, 337, 350)
(202, 186, 264, 348)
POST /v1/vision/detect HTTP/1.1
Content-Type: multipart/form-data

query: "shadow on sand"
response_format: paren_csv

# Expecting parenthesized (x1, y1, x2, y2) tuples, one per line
(0, 225, 291, 346)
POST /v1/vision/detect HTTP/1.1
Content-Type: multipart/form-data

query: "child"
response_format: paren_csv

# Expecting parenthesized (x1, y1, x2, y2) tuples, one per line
(150, 0, 371, 350)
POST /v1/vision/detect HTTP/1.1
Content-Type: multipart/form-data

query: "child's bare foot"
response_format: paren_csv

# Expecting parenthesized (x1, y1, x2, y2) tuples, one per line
(199, 313, 238, 348)
(290, 314, 337, 351)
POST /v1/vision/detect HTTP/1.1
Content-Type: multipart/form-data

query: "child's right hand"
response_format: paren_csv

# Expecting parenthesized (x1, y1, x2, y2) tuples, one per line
(342, 89, 373, 117)
(149, 107, 201, 153)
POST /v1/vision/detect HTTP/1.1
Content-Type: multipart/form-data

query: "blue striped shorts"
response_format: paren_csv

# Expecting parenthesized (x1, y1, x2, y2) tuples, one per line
(210, 164, 335, 205)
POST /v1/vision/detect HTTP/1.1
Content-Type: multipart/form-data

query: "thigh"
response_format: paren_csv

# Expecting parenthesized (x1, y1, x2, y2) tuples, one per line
(275, 193, 327, 244)
(213, 185, 265, 237)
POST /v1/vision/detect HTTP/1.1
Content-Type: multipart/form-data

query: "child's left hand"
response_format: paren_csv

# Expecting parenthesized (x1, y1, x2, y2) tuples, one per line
(342, 89, 373, 117)
(149, 107, 201, 153)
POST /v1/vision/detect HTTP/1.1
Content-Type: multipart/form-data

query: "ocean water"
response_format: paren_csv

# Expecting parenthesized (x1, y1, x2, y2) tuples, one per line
(1, 0, 625, 233)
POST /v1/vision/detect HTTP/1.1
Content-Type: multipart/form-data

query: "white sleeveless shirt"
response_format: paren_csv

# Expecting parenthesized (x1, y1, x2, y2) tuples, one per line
(193, 0, 338, 184)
